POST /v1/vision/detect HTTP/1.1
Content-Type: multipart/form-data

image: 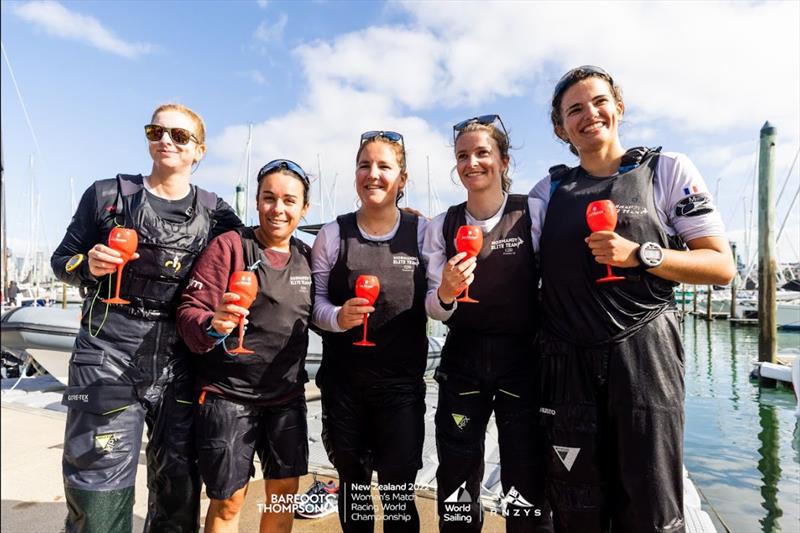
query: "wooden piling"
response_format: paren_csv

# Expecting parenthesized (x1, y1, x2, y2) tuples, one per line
(730, 243, 737, 319)
(758, 121, 777, 386)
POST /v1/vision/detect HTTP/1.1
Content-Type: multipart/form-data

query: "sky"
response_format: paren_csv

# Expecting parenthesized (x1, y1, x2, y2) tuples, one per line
(2, 0, 799, 272)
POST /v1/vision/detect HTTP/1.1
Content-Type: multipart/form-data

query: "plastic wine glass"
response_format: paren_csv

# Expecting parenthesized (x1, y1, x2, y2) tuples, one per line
(585, 200, 626, 283)
(227, 271, 259, 354)
(102, 227, 139, 304)
(455, 225, 483, 303)
(353, 275, 380, 347)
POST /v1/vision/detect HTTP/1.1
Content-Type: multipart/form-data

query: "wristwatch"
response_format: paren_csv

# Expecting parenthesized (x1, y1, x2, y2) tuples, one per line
(65, 253, 85, 272)
(638, 242, 664, 268)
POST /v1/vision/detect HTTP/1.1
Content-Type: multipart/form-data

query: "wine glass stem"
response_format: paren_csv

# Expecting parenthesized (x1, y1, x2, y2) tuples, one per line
(362, 313, 369, 343)
(238, 316, 245, 349)
(114, 264, 124, 299)
(606, 265, 614, 277)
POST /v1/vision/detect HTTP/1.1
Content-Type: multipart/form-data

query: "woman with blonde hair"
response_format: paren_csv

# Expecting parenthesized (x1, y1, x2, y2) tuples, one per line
(51, 103, 241, 532)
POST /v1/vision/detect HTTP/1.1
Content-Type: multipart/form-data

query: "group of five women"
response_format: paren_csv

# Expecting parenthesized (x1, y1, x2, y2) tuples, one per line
(52, 65, 735, 533)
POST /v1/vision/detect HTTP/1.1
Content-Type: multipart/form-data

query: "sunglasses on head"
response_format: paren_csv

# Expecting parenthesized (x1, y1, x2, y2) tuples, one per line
(552, 65, 614, 102)
(359, 130, 406, 166)
(144, 124, 200, 146)
(257, 159, 309, 184)
(452, 114, 508, 143)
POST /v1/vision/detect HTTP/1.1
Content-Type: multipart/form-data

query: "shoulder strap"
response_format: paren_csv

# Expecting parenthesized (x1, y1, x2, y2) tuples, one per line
(94, 174, 143, 223)
(399, 210, 417, 229)
(442, 202, 466, 259)
(547, 164, 571, 199)
(236, 227, 261, 269)
(195, 186, 218, 211)
(506, 193, 526, 209)
(335, 213, 356, 265)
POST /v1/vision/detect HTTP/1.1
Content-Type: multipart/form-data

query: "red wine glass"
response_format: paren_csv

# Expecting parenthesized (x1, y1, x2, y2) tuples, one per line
(353, 275, 380, 347)
(455, 225, 483, 303)
(227, 271, 258, 354)
(102, 227, 139, 304)
(586, 200, 625, 283)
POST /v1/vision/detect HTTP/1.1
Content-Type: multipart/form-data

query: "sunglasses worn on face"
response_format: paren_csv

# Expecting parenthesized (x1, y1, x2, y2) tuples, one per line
(144, 124, 200, 146)
(552, 65, 614, 102)
(452, 114, 508, 143)
(257, 159, 309, 184)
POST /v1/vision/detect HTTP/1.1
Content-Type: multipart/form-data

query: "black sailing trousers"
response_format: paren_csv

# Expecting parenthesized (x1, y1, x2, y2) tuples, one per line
(538, 311, 686, 533)
(435, 332, 553, 533)
(320, 378, 426, 533)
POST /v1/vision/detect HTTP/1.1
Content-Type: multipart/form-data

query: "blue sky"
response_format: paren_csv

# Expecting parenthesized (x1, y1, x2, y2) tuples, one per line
(2, 0, 799, 267)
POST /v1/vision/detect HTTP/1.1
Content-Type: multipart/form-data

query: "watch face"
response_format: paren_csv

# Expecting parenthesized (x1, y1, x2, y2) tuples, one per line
(641, 243, 663, 265)
(65, 254, 85, 272)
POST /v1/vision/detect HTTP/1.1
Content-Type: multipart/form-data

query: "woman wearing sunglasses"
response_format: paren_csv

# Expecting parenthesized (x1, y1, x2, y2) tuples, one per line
(424, 115, 552, 533)
(50, 103, 242, 532)
(531, 66, 735, 532)
(177, 160, 313, 533)
(311, 131, 428, 532)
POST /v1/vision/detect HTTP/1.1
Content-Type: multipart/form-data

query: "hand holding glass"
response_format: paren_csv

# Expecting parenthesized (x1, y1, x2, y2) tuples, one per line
(353, 275, 380, 347)
(102, 228, 139, 305)
(585, 200, 625, 283)
(227, 271, 258, 354)
(455, 225, 483, 303)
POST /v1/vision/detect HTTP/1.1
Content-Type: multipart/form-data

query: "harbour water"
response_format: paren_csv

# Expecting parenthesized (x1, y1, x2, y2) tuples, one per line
(682, 315, 799, 532)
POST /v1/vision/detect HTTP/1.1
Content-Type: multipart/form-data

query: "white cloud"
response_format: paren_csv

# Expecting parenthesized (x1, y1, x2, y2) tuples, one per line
(198, 83, 458, 224)
(254, 13, 288, 43)
(257, 0, 269, 8)
(398, 0, 799, 134)
(199, 0, 799, 249)
(12, 0, 155, 59)
(295, 26, 446, 109)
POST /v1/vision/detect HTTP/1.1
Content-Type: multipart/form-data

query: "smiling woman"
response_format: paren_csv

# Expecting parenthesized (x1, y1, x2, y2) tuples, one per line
(49, 102, 242, 533)
(311, 130, 429, 532)
(177, 159, 313, 533)
(422, 115, 552, 532)
(531, 65, 736, 533)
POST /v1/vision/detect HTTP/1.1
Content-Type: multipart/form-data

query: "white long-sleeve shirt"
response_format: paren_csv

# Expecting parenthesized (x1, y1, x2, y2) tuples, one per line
(528, 152, 726, 244)
(422, 193, 543, 322)
(311, 212, 428, 332)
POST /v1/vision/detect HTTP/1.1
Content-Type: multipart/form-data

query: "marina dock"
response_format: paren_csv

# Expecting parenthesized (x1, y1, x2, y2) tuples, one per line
(2, 374, 716, 532)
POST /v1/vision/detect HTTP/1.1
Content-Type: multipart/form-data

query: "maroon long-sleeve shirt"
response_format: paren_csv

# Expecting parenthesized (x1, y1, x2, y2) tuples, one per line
(177, 230, 289, 353)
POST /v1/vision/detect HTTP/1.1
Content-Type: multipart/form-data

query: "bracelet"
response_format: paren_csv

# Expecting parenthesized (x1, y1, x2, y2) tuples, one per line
(206, 323, 227, 339)
(438, 295, 455, 311)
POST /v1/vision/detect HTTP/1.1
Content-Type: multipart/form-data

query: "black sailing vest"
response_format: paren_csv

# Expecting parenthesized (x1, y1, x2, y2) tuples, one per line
(321, 211, 428, 384)
(93, 174, 217, 318)
(197, 229, 313, 403)
(540, 148, 684, 346)
(443, 194, 539, 336)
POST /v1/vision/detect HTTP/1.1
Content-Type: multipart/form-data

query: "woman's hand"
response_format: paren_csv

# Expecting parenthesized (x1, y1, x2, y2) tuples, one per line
(336, 297, 375, 330)
(437, 251, 477, 304)
(586, 231, 639, 268)
(87, 243, 140, 277)
(210, 292, 249, 336)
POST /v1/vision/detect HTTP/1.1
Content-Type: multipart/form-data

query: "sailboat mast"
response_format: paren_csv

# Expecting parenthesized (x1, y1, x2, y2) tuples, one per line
(426, 156, 431, 217)
(244, 123, 253, 225)
(317, 153, 324, 223)
(1, 124, 6, 296)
